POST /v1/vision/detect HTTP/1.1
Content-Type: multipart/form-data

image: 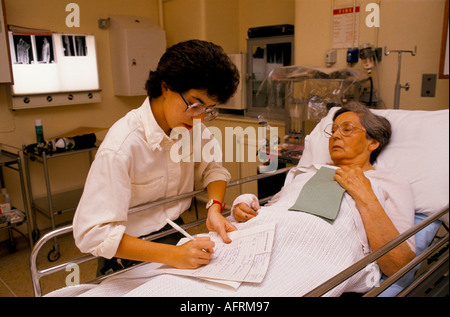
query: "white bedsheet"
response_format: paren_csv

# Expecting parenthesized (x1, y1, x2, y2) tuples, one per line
(47, 187, 378, 297)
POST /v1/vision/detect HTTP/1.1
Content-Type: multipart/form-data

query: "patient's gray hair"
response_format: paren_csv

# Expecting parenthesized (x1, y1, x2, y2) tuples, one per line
(333, 102, 391, 164)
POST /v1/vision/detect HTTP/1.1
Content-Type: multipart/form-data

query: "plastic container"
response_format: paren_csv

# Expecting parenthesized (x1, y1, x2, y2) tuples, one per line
(53, 137, 75, 151)
(35, 119, 45, 144)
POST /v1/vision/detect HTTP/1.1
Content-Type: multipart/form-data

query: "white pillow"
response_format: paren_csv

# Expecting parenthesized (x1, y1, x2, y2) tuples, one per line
(297, 107, 449, 220)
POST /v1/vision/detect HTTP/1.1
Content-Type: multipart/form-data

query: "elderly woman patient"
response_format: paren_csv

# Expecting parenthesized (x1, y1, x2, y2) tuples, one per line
(233, 102, 416, 278)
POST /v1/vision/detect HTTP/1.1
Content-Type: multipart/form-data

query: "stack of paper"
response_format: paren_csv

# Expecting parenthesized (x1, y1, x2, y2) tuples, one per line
(153, 222, 276, 290)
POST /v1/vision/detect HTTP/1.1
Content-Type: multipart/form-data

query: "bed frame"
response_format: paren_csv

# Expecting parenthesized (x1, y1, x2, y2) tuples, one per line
(29, 166, 449, 297)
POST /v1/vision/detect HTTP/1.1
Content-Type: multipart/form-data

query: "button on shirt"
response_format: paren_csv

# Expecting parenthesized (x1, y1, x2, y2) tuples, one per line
(73, 98, 231, 259)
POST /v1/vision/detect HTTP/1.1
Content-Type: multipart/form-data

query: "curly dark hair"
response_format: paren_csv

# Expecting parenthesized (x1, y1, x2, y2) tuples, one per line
(333, 102, 392, 164)
(145, 40, 240, 104)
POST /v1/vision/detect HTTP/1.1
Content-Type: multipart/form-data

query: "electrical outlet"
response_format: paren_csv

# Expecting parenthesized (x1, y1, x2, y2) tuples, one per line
(421, 74, 436, 97)
(346, 48, 359, 63)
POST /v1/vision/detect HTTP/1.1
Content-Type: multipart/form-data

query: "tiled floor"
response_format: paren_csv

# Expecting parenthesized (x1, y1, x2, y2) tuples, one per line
(0, 205, 208, 297)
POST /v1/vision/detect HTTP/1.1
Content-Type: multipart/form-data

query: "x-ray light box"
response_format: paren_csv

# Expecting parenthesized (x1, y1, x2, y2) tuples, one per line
(8, 31, 101, 110)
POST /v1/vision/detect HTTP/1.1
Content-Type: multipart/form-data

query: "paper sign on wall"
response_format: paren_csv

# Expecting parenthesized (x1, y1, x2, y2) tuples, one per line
(332, 6, 360, 49)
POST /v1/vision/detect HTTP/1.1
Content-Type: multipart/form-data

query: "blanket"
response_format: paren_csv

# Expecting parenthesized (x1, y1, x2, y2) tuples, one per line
(47, 189, 377, 297)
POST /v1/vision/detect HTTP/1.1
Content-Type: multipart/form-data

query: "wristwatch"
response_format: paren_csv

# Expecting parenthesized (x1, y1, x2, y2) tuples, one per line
(206, 199, 226, 213)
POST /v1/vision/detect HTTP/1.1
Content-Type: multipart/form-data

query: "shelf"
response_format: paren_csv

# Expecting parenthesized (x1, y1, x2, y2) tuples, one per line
(26, 145, 98, 162)
(0, 144, 33, 250)
(0, 209, 27, 229)
(0, 150, 19, 166)
(33, 188, 83, 215)
(23, 143, 95, 258)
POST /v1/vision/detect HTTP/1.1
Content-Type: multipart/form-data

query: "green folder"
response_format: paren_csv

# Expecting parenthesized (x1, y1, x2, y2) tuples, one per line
(289, 166, 345, 223)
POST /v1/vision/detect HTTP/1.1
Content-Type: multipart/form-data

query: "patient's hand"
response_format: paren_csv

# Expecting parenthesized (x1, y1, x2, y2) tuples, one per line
(334, 166, 373, 201)
(233, 200, 260, 222)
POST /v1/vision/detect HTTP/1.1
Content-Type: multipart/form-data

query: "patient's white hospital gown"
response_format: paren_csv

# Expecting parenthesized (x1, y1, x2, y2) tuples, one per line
(48, 167, 415, 297)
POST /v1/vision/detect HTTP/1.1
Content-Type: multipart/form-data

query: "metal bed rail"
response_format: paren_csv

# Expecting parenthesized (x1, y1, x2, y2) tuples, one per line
(304, 207, 449, 297)
(29, 166, 293, 297)
(30, 216, 214, 297)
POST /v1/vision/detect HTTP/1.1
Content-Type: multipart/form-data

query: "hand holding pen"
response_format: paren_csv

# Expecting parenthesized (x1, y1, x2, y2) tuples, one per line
(166, 218, 215, 269)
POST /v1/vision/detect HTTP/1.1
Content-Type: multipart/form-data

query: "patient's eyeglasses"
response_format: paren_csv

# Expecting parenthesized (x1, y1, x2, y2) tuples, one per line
(324, 121, 366, 138)
(179, 93, 218, 122)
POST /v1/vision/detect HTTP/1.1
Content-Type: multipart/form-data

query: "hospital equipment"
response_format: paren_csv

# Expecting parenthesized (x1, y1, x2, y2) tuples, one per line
(23, 141, 98, 262)
(0, 144, 32, 252)
(269, 65, 368, 137)
(246, 34, 295, 120)
(384, 46, 417, 109)
(29, 107, 448, 297)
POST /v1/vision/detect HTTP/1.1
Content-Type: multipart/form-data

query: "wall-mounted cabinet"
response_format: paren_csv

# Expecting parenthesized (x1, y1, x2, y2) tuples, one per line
(0, 0, 13, 84)
(109, 15, 166, 96)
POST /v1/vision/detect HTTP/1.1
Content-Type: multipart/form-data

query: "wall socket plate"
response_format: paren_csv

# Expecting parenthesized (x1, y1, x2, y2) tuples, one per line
(421, 74, 437, 97)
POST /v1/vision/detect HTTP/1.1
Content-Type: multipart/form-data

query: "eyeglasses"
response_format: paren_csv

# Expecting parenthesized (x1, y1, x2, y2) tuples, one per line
(324, 121, 366, 138)
(179, 93, 218, 122)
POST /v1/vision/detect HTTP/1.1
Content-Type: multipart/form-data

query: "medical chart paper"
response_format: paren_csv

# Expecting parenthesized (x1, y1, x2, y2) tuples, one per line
(151, 222, 276, 289)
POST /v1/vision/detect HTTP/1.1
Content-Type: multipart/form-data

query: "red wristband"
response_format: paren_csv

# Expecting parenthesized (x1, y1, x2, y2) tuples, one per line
(206, 199, 226, 213)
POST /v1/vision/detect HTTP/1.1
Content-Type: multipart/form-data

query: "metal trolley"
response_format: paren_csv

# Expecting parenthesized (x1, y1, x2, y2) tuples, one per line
(0, 143, 32, 252)
(23, 145, 97, 262)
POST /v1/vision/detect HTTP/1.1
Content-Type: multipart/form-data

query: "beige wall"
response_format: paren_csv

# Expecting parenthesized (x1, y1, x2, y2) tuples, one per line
(295, 0, 449, 110)
(163, 0, 449, 110)
(162, 0, 241, 53)
(162, 0, 295, 53)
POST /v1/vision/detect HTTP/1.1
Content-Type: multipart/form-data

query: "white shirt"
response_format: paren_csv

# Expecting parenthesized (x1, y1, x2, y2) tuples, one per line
(73, 98, 231, 259)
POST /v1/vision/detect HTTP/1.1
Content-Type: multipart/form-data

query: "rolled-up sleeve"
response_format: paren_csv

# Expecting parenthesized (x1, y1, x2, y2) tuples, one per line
(199, 160, 231, 187)
(73, 149, 131, 259)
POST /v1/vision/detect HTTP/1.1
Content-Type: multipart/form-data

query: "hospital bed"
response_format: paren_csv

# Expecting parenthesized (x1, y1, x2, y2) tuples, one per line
(29, 107, 449, 297)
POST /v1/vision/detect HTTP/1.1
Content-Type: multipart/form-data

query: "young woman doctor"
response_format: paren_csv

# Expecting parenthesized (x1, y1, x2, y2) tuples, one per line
(73, 40, 240, 271)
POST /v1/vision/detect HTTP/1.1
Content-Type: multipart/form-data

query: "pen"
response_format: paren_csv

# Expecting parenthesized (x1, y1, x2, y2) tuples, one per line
(166, 218, 196, 241)
(166, 218, 209, 253)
